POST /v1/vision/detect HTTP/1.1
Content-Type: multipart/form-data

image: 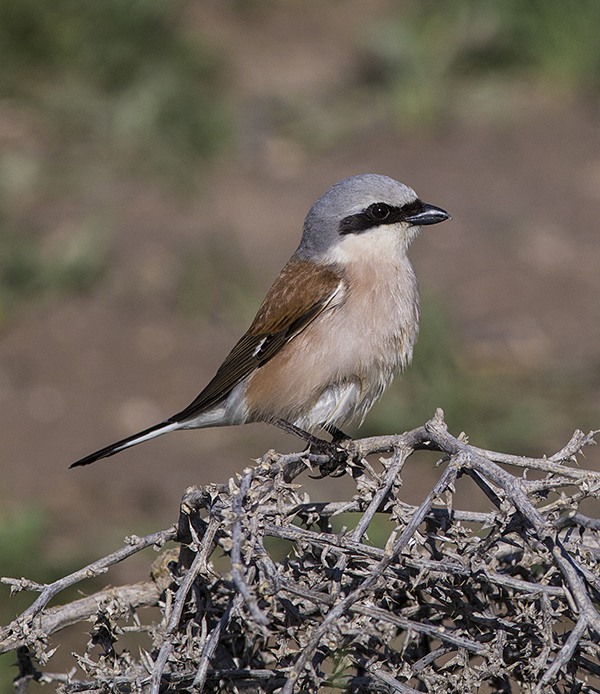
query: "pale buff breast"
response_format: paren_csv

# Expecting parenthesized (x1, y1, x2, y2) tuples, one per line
(243, 228, 420, 427)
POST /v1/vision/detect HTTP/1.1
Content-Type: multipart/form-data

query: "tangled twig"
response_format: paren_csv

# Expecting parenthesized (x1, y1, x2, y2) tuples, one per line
(2, 409, 600, 693)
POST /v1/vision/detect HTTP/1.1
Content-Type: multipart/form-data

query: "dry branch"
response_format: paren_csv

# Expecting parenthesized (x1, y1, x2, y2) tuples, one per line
(2, 409, 600, 693)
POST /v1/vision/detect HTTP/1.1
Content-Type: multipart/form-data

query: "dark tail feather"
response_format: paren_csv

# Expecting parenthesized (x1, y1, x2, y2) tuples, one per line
(69, 420, 179, 468)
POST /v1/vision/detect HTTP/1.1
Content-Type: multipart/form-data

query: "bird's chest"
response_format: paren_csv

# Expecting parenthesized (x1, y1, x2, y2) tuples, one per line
(323, 256, 419, 375)
(242, 252, 419, 423)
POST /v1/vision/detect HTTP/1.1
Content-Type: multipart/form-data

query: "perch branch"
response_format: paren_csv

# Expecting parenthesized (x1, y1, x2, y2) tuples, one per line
(2, 410, 600, 694)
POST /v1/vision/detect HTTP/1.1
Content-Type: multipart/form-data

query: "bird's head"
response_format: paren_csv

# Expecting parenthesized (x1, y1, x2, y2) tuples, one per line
(296, 174, 451, 265)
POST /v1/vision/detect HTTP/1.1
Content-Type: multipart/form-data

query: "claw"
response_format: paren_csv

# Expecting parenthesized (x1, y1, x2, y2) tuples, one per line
(304, 439, 348, 478)
(308, 470, 330, 480)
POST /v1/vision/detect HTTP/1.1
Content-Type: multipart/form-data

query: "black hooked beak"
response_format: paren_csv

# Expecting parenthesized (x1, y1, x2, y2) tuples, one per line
(405, 202, 452, 227)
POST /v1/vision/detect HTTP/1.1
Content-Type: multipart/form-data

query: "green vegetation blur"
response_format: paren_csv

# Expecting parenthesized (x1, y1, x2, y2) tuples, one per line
(0, 0, 231, 318)
(0, 507, 85, 692)
(0, 0, 230, 169)
(368, 0, 600, 128)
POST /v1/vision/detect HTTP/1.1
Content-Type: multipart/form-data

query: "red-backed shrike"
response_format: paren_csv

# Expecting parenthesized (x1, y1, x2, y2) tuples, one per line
(71, 174, 450, 468)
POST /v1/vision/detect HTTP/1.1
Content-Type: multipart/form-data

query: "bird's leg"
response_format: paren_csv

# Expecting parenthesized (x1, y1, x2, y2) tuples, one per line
(322, 423, 352, 443)
(272, 419, 330, 448)
(272, 419, 348, 477)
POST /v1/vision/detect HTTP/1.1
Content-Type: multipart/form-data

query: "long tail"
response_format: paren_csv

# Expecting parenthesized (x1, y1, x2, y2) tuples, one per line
(69, 420, 180, 468)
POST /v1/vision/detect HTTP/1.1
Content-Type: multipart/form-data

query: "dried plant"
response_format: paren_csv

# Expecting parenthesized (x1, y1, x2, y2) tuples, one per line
(2, 410, 600, 693)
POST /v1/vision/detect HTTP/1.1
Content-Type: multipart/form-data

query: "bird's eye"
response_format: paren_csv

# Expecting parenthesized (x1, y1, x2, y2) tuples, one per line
(368, 203, 391, 221)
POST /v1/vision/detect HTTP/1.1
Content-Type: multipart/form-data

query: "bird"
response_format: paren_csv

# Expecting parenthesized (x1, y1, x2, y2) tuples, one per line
(71, 174, 450, 469)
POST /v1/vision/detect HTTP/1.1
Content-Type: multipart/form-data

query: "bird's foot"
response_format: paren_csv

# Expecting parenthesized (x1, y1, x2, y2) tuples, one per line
(272, 418, 350, 478)
(307, 439, 349, 478)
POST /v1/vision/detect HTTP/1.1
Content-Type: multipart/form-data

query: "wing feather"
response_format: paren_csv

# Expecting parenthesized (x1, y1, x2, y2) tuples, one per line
(171, 260, 344, 423)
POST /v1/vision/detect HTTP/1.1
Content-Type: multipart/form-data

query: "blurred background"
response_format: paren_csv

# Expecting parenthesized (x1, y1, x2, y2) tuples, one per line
(2, 0, 600, 687)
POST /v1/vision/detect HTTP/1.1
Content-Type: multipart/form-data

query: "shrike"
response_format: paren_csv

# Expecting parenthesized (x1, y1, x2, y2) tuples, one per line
(71, 174, 450, 468)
